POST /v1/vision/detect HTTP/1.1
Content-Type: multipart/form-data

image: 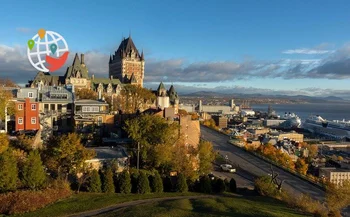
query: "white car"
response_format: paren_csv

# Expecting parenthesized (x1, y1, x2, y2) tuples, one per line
(220, 164, 236, 173)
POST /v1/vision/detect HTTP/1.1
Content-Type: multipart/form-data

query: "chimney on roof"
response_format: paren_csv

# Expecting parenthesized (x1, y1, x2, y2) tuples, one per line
(81, 54, 85, 64)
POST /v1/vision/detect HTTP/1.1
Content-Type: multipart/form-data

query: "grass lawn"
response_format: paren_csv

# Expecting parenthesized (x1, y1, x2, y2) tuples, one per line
(17, 192, 199, 217)
(96, 194, 310, 217)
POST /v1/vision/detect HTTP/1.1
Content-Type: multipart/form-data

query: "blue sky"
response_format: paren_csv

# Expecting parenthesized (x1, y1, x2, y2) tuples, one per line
(1, 0, 350, 95)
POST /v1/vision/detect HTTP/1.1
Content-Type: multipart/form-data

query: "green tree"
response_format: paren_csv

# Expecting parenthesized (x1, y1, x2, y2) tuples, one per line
(198, 140, 215, 175)
(229, 178, 237, 193)
(119, 170, 132, 194)
(0, 133, 9, 154)
(176, 174, 188, 193)
(88, 169, 102, 193)
(124, 114, 179, 168)
(0, 150, 18, 192)
(22, 150, 46, 190)
(102, 167, 115, 193)
(42, 133, 95, 179)
(150, 171, 163, 193)
(137, 171, 151, 194)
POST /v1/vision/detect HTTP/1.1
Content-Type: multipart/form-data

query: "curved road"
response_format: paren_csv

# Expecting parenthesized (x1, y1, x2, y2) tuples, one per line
(201, 126, 325, 201)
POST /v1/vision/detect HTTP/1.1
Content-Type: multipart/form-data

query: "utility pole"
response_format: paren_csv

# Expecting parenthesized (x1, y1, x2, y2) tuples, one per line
(137, 141, 140, 171)
(4, 103, 7, 133)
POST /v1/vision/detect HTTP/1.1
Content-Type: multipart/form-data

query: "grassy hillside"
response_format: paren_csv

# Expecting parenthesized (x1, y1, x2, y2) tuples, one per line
(96, 195, 310, 217)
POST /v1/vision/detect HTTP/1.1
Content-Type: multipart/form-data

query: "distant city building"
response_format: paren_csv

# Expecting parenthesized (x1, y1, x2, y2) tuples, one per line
(109, 35, 145, 87)
(277, 132, 304, 142)
(319, 167, 350, 186)
(212, 116, 228, 129)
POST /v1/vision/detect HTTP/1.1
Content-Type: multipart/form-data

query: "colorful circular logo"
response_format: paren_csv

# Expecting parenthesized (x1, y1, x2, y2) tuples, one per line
(27, 29, 69, 72)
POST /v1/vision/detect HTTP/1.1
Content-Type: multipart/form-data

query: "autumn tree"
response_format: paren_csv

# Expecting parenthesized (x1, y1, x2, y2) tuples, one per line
(189, 112, 199, 120)
(0, 86, 16, 121)
(326, 181, 350, 214)
(178, 109, 188, 116)
(198, 140, 216, 175)
(75, 88, 98, 100)
(14, 135, 34, 152)
(21, 150, 46, 190)
(295, 158, 308, 175)
(113, 85, 156, 113)
(42, 133, 95, 179)
(0, 133, 9, 154)
(0, 150, 18, 192)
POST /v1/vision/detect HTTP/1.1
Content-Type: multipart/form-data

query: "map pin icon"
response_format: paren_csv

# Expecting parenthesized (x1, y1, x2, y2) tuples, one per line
(38, 29, 46, 39)
(28, 39, 35, 50)
(50, 44, 57, 54)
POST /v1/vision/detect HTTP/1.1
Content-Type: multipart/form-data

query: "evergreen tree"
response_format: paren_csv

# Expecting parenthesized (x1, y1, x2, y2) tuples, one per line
(176, 174, 188, 193)
(137, 171, 150, 194)
(22, 150, 46, 190)
(199, 175, 212, 193)
(215, 179, 226, 193)
(230, 178, 237, 193)
(0, 150, 18, 192)
(102, 167, 115, 193)
(119, 170, 132, 194)
(88, 169, 102, 192)
(150, 171, 163, 193)
(131, 172, 139, 193)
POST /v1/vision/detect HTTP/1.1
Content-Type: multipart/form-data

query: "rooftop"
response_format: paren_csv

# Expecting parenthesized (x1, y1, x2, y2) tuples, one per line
(87, 146, 128, 160)
(74, 99, 108, 105)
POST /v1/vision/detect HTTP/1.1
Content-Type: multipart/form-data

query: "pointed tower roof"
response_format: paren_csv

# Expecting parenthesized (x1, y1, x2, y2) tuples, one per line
(157, 82, 166, 92)
(109, 55, 112, 64)
(130, 73, 137, 84)
(168, 85, 175, 94)
(72, 53, 80, 66)
(141, 50, 144, 61)
(116, 37, 140, 57)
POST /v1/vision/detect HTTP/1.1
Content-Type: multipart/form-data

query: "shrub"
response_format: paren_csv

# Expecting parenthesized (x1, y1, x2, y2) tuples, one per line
(254, 176, 278, 197)
(102, 167, 115, 193)
(137, 171, 150, 194)
(119, 170, 132, 194)
(175, 174, 188, 193)
(0, 150, 18, 192)
(88, 170, 101, 193)
(199, 175, 212, 193)
(0, 180, 71, 215)
(21, 150, 46, 190)
(229, 178, 237, 193)
(150, 171, 163, 193)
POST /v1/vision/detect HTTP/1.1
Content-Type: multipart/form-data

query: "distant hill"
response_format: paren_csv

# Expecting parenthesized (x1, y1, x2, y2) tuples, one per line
(182, 91, 347, 103)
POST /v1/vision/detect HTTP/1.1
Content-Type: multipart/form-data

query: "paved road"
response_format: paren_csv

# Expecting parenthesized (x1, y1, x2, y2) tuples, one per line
(201, 126, 325, 201)
(68, 195, 220, 217)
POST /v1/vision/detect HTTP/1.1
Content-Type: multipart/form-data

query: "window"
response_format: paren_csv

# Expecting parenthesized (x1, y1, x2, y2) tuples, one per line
(82, 106, 99, 112)
(58, 104, 62, 112)
(18, 104, 23, 110)
(31, 104, 36, 110)
(31, 117, 36, 124)
(28, 92, 33, 98)
(18, 117, 23, 125)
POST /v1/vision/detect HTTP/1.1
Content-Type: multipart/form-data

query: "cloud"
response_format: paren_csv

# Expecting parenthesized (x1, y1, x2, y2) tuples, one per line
(15, 27, 32, 33)
(1, 42, 350, 86)
(282, 48, 332, 55)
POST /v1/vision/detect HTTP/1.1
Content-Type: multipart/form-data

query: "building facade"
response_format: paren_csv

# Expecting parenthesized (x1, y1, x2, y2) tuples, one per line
(14, 88, 40, 131)
(154, 82, 179, 114)
(109, 36, 145, 87)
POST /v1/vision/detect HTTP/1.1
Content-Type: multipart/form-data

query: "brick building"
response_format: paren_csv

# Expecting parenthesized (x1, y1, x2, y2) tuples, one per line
(15, 98, 40, 131)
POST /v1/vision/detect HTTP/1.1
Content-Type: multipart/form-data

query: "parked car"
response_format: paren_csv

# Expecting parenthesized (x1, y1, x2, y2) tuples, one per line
(220, 164, 236, 173)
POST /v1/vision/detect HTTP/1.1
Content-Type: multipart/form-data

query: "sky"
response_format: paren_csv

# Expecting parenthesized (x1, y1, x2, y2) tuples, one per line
(1, 0, 350, 97)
